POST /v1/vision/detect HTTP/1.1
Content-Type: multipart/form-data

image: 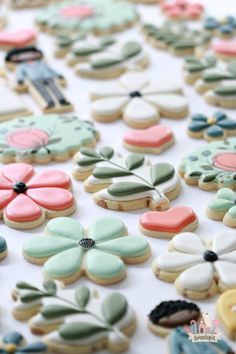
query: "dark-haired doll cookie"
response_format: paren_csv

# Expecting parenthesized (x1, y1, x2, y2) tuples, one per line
(148, 300, 201, 337)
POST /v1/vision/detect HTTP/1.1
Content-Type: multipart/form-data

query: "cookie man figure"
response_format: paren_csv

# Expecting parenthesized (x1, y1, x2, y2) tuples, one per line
(5, 47, 73, 113)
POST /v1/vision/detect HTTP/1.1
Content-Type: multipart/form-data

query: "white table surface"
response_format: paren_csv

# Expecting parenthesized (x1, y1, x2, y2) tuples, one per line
(1, 0, 236, 352)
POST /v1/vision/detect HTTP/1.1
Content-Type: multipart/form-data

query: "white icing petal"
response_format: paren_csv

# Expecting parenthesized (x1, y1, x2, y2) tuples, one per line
(178, 263, 214, 291)
(90, 82, 128, 98)
(155, 252, 203, 272)
(212, 231, 236, 255)
(124, 97, 158, 123)
(219, 250, 236, 263)
(145, 94, 188, 113)
(120, 72, 149, 91)
(171, 233, 206, 254)
(92, 97, 129, 117)
(142, 82, 182, 95)
(215, 261, 236, 287)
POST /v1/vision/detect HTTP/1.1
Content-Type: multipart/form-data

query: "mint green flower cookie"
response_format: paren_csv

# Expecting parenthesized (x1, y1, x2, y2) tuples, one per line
(207, 188, 236, 228)
(23, 216, 151, 285)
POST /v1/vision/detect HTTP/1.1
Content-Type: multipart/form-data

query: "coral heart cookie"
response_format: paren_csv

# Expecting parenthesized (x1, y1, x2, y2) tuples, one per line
(123, 125, 174, 154)
(139, 206, 198, 239)
(12, 281, 136, 353)
(0, 30, 37, 50)
(0, 332, 48, 353)
(213, 40, 236, 60)
(217, 289, 236, 340)
(0, 163, 75, 229)
(0, 236, 7, 261)
(23, 216, 151, 285)
(161, 0, 204, 21)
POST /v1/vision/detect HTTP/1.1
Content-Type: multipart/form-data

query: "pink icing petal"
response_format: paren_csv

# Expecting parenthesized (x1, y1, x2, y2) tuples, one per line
(5, 194, 41, 222)
(2, 163, 34, 184)
(212, 152, 236, 172)
(0, 30, 37, 48)
(6, 128, 49, 149)
(28, 170, 71, 189)
(0, 190, 16, 211)
(213, 41, 236, 57)
(60, 5, 94, 19)
(0, 176, 12, 189)
(26, 188, 74, 211)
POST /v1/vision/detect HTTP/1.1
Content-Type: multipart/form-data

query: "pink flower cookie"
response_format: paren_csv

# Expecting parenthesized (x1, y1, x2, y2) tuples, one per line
(123, 125, 174, 154)
(0, 163, 75, 229)
(213, 40, 236, 60)
(161, 0, 204, 21)
(0, 30, 37, 50)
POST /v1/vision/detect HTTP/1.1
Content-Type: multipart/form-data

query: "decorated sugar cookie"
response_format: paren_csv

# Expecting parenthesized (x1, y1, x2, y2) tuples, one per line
(139, 206, 198, 239)
(204, 16, 236, 39)
(0, 236, 7, 261)
(0, 3, 7, 29)
(0, 332, 48, 353)
(23, 216, 151, 285)
(217, 289, 236, 340)
(0, 163, 75, 229)
(187, 111, 236, 141)
(73, 147, 181, 211)
(179, 138, 236, 191)
(0, 115, 99, 164)
(161, 0, 204, 21)
(90, 72, 189, 128)
(10, 0, 50, 8)
(0, 30, 37, 50)
(148, 300, 201, 337)
(183, 55, 217, 84)
(36, 0, 138, 35)
(142, 22, 211, 57)
(213, 40, 236, 60)
(12, 281, 136, 353)
(153, 231, 236, 299)
(123, 125, 174, 154)
(205, 81, 236, 109)
(207, 188, 236, 228)
(5, 47, 73, 114)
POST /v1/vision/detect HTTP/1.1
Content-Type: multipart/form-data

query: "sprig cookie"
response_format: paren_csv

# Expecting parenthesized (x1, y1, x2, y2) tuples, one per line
(205, 81, 236, 109)
(183, 55, 218, 85)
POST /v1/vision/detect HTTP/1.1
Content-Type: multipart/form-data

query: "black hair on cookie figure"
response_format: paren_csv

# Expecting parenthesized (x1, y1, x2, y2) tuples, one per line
(5, 47, 43, 64)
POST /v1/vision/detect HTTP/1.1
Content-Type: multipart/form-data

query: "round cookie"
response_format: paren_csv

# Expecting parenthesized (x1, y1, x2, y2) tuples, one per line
(217, 289, 236, 340)
(0, 236, 7, 261)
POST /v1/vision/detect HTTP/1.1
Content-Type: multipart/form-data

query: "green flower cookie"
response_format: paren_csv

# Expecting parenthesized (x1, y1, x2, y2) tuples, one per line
(23, 216, 150, 285)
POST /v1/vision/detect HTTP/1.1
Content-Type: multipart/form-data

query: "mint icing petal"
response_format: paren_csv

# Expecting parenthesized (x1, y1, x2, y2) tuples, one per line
(89, 217, 126, 243)
(97, 236, 149, 258)
(208, 198, 234, 212)
(228, 206, 236, 218)
(217, 188, 236, 201)
(46, 217, 85, 242)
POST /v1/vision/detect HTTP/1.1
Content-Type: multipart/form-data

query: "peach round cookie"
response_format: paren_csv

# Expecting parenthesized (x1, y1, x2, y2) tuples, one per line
(123, 125, 174, 154)
(139, 206, 198, 239)
(217, 289, 236, 340)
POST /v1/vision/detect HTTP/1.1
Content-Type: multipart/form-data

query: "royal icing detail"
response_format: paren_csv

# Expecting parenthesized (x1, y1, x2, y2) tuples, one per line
(13, 281, 135, 352)
(213, 40, 236, 58)
(183, 55, 217, 84)
(0, 236, 7, 261)
(0, 332, 48, 353)
(217, 289, 236, 340)
(36, 0, 138, 34)
(73, 147, 181, 211)
(0, 163, 75, 229)
(179, 138, 236, 190)
(204, 16, 236, 37)
(153, 231, 236, 299)
(0, 115, 99, 163)
(23, 216, 150, 284)
(90, 72, 188, 127)
(188, 111, 236, 141)
(161, 0, 204, 21)
(205, 80, 236, 108)
(0, 30, 37, 48)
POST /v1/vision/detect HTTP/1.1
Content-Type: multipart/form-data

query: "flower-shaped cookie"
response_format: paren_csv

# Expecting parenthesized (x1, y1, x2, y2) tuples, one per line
(188, 111, 236, 141)
(153, 231, 236, 299)
(204, 16, 236, 38)
(0, 163, 75, 229)
(90, 73, 188, 128)
(161, 0, 204, 21)
(207, 188, 236, 228)
(0, 332, 48, 353)
(23, 216, 150, 285)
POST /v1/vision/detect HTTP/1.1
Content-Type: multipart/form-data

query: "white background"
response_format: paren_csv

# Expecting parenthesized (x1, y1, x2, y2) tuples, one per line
(1, 0, 236, 352)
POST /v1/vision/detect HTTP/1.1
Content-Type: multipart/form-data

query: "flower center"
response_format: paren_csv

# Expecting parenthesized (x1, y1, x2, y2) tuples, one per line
(5, 344, 17, 353)
(79, 238, 95, 249)
(129, 91, 142, 98)
(203, 250, 218, 262)
(13, 182, 28, 194)
(207, 117, 216, 125)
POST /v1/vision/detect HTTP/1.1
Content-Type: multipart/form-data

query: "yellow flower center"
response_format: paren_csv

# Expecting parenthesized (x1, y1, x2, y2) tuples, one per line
(5, 344, 17, 353)
(207, 117, 216, 125)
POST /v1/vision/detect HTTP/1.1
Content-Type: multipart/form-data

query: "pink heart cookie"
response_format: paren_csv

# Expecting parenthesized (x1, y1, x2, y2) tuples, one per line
(139, 206, 198, 238)
(0, 30, 37, 49)
(212, 41, 236, 59)
(123, 125, 174, 154)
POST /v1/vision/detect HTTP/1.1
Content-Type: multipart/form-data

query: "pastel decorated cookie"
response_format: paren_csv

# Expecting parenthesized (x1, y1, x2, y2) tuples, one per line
(183, 55, 217, 84)
(153, 231, 236, 299)
(217, 289, 236, 340)
(10, 0, 50, 8)
(90, 72, 189, 128)
(161, 0, 204, 21)
(0, 30, 37, 50)
(0, 115, 99, 164)
(204, 16, 236, 39)
(213, 40, 236, 60)
(142, 22, 211, 57)
(148, 300, 201, 337)
(0, 163, 75, 229)
(0, 236, 7, 261)
(123, 125, 174, 154)
(205, 81, 236, 109)
(73, 147, 181, 211)
(0, 4, 7, 29)
(12, 281, 136, 353)
(179, 138, 236, 191)
(207, 188, 236, 228)
(36, 0, 138, 35)
(187, 111, 236, 141)
(0, 332, 48, 353)
(139, 206, 198, 239)
(168, 326, 234, 354)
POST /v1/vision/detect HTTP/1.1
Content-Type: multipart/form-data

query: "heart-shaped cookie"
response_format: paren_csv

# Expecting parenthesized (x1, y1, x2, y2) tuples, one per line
(139, 206, 198, 238)
(0, 30, 37, 49)
(213, 41, 236, 59)
(123, 125, 174, 154)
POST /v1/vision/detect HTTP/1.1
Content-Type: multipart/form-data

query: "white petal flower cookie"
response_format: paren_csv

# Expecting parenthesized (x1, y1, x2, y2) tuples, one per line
(153, 231, 236, 299)
(90, 72, 189, 128)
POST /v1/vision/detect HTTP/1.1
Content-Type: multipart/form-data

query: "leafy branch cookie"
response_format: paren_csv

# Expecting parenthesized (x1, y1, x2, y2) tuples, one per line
(0, 115, 99, 164)
(0, 332, 48, 353)
(205, 81, 236, 109)
(12, 281, 136, 353)
(153, 231, 236, 299)
(183, 55, 217, 84)
(161, 0, 204, 21)
(90, 72, 189, 128)
(0, 163, 75, 229)
(179, 138, 236, 191)
(204, 16, 236, 39)
(73, 147, 181, 211)
(0, 236, 7, 261)
(217, 289, 236, 340)
(23, 216, 150, 285)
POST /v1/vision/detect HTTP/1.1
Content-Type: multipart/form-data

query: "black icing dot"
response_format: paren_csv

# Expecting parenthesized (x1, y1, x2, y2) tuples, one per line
(203, 250, 218, 262)
(13, 182, 28, 194)
(79, 238, 95, 249)
(129, 91, 142, 98)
